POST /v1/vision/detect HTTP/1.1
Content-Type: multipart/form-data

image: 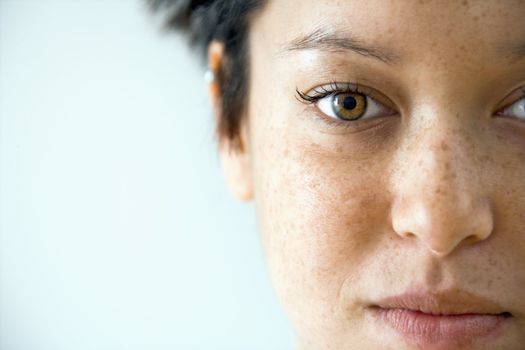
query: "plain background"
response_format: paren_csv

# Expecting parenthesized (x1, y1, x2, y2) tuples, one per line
(0, 1, 294, 349)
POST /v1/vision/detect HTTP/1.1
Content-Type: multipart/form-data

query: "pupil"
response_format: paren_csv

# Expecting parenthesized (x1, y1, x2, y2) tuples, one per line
(343, 95, 357, 110)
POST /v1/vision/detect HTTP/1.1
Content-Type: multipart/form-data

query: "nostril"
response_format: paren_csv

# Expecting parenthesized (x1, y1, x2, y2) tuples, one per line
(464, 234, 482, 244)
(402, 231, 416, 239)
(391, 192, 494, 257)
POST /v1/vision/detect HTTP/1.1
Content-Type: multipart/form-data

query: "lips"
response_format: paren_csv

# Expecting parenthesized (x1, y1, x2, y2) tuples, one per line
(369, 289, 512, 348)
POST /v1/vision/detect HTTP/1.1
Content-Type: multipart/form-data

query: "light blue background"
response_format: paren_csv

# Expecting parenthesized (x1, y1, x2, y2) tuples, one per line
(0, 1, 294, 349)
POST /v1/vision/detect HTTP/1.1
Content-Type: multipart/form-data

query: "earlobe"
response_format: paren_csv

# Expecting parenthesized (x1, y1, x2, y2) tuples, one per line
(219, 138, 254, 201)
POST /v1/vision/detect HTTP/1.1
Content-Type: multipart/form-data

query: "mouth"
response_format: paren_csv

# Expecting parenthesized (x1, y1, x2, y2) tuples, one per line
(368, 289, 513, 348)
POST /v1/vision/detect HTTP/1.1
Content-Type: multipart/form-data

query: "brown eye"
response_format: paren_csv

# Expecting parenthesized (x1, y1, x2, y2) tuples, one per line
(332, 93, 367, 121)
(311, 84, 396, 123)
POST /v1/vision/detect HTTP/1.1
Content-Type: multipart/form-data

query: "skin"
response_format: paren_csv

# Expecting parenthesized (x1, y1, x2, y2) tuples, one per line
(209, 0, 525, 348)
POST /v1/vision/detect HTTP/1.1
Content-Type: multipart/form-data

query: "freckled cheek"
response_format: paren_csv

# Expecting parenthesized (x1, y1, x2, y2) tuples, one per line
(256, 146, 389, 294)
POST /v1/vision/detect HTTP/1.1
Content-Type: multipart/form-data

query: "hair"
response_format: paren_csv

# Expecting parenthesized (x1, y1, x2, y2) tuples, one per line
(148, 0, 266, 148)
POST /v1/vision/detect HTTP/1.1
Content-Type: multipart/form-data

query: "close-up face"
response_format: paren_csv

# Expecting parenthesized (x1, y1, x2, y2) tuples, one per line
(219, 0, 525, 349)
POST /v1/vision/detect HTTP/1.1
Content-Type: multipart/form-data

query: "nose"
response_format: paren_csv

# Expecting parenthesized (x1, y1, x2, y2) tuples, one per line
(390, 121, 494, 257)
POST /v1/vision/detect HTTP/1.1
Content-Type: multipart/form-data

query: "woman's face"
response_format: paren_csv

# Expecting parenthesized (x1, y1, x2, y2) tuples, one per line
(221, 0, 525, 348)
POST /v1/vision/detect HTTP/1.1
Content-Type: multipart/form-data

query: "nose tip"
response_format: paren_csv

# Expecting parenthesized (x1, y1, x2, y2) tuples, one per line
(389, 127, 495, 257)
(391, 198, 494, 257)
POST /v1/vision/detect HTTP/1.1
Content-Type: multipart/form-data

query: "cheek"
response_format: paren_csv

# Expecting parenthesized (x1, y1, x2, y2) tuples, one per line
(253, 133, 392, 309)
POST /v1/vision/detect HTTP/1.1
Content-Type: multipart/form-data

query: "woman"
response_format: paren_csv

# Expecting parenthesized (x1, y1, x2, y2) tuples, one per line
(151, 0, 525, 349)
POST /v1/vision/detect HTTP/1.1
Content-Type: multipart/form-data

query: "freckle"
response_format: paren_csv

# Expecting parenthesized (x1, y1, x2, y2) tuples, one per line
(440, 141, 449, 151)
(478, 154, 490, 163)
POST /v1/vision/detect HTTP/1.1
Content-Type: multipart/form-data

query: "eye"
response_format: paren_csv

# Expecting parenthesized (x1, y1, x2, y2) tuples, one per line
(498, 96, 525, 120)
(296, 83, 396, 123)
(316, 92, 392, 121)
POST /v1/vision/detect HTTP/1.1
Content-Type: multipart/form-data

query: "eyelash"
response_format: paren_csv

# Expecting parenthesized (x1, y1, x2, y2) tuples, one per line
(296, 81, 368, 103)
(295, 81, 388, 129)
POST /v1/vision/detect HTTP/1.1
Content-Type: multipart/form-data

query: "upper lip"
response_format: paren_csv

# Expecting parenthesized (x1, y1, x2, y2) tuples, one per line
(371, 288, 511, 316)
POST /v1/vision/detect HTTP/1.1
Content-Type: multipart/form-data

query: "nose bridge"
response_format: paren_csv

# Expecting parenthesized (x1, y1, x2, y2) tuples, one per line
(390, 116, 493, 257)
(414, 125, 471, 204)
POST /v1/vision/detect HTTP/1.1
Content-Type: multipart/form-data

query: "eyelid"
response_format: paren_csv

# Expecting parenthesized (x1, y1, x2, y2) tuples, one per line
(297, 81, 397, 111)
(495, 86, 525, 113)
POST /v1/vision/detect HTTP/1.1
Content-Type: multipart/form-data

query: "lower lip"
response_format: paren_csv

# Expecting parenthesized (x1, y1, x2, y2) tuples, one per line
(371, 307, 510, 348)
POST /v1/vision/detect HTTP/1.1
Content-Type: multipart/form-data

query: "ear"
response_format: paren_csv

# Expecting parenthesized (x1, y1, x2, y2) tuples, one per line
(219, 132, 254, 201)
(207, 41, 254, 201)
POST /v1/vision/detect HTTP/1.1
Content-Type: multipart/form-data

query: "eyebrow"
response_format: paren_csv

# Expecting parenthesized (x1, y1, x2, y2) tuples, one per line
(280, 27, 400, 64)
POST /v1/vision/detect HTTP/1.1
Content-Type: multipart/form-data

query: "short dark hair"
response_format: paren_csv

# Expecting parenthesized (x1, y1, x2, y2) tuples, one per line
(149, 0, 265, 148)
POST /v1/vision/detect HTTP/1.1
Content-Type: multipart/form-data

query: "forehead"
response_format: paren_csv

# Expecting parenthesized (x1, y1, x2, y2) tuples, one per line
(251, 0, 525, 66)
